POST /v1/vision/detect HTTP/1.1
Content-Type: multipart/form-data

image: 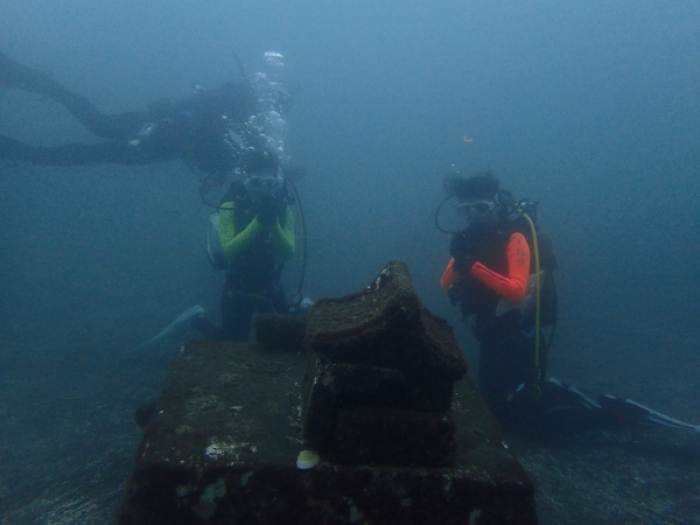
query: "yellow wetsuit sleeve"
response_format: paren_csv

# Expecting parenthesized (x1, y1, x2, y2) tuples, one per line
(271, 207, 295, 261)
(218, 202, 295, 263)
(218, 202, 264, 263)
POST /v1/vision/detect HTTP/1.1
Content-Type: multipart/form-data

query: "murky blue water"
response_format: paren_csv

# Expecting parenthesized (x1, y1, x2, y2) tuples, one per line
(1, 1, 699, 523)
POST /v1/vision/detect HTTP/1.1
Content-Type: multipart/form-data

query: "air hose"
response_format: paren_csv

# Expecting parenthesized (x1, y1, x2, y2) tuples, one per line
(287, 180, 307, 306)
(520, 210, 542, 399)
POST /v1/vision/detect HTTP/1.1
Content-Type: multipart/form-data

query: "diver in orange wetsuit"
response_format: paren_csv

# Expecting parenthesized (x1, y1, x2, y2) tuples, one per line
(439, 172, 700, 440)
(440, 172, 558, 427)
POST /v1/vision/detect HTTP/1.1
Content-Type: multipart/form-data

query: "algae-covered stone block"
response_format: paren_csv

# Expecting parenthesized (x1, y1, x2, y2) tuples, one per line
(254, 313, 307, 348)
(302, 360, 455, 449)
(118, 262, 538, 524)
(326, 408, 457, 467)
(304, 260, 466, 381)
(117, 341, 537, 524)
(301, 261, 466, 465)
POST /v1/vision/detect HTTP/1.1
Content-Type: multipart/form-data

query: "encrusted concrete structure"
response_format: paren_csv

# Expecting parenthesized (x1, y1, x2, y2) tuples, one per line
(118, 261, 537, 524)
(302, 260, 466, 466)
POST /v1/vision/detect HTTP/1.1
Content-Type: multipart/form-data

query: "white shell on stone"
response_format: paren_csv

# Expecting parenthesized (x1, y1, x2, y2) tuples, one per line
(296, 449, 320, 470)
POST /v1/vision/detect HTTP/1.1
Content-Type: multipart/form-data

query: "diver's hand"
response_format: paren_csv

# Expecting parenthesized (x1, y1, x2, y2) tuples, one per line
(257, 214, 277, 228)
(453, 254, 473, 275)
(448, 275, 478, 308)
(447, 282, 463, 307)
(257, 206, 277, 227)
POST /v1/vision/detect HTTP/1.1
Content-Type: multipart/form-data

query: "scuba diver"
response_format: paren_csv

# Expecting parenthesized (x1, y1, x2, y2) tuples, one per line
(190, 147, 297, 342)
(0, 47, 309, 347)
(436, 171, 700, 441)
(0, 50, 291, 187)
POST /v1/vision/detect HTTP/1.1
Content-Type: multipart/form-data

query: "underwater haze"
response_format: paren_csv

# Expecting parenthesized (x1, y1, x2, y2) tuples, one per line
(1, 1, 699, 523)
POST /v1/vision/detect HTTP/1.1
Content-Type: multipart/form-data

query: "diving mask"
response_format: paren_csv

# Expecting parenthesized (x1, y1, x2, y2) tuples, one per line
(456, 199, 496, 219)
(243, 174, 284, 202)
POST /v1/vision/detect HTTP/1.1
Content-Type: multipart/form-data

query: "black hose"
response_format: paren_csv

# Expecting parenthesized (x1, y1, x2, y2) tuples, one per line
(434, 195, 461, 235)
(287, 180, 307, 304)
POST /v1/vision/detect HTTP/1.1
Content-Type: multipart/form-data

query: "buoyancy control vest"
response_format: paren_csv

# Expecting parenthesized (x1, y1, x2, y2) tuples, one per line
(450, 213, 558, 331)
(207, 180, 290, 291)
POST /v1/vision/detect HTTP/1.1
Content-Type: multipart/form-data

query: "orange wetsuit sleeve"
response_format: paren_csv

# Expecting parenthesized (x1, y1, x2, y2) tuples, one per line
(440, 257, 462, 292)
(469, 232, 530, 302)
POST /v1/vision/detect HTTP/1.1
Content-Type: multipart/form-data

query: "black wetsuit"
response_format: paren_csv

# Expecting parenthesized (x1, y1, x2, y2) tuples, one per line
(0, 51, 256, 174)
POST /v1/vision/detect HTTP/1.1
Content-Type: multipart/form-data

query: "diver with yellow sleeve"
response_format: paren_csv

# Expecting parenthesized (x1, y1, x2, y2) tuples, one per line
(192, 149, 295, 341)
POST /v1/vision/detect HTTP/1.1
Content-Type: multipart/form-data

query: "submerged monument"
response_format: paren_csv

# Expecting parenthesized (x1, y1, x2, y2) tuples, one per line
(118, 261, 537, 524)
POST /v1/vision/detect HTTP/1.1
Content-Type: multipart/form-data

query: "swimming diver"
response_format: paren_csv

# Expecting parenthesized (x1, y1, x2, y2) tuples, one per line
(0, 50, 290, 185)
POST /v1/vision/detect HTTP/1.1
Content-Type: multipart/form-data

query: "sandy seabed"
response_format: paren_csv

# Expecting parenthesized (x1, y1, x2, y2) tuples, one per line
(1, 338, 699, 525)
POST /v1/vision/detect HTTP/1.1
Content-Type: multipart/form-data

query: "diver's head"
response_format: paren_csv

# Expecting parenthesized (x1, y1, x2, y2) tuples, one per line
(445, 171, 510, 224)
(241, 149, 285, 204)
(244, 173, 285, 205)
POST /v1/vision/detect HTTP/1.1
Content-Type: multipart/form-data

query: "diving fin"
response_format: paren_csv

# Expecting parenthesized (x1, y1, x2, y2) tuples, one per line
(127, 305, 205, 355)
(0, 134, 32, 162)
(600, 394, 700, 434)
(545, 377, 602, 410)
(0, 51, 54, 93)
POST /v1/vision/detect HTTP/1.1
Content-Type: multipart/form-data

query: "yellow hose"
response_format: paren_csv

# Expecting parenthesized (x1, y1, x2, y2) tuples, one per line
(521, 212, 542, 397)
